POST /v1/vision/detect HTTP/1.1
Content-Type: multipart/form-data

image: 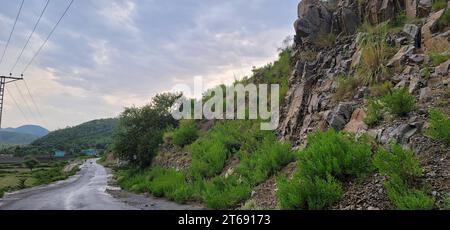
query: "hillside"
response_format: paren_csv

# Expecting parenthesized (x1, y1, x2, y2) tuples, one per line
(2, 125, 49, 137)
(31, 118, 118, 152)
(111, 0, 450, 210)
(0, 131, 39, 145)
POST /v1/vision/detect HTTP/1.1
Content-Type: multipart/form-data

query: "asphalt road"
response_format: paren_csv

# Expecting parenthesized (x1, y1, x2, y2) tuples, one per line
(0, 159, 136, 210)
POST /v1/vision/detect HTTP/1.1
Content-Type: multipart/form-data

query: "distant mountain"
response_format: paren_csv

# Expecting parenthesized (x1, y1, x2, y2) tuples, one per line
(30, 118, 118, 152)
(2, 125, 49, 137)
(0, 131, 39, 145)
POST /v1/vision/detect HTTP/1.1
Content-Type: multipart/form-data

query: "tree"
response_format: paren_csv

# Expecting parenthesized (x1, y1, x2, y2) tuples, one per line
(113, 92, 182, 168)
(23, 157, 39, 171)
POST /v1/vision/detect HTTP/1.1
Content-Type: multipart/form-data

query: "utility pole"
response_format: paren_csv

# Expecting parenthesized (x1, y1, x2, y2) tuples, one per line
(0, 74, 23, 128)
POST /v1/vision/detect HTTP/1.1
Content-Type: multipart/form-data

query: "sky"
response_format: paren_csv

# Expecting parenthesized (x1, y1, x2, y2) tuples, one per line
(0, 0, 298, 130)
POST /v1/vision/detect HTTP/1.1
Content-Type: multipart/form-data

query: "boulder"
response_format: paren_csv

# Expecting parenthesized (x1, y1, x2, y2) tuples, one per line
(326, 102, 354, 131)
(295, 0, 332, 37)
(332, 7, 360, 35)
(436, 60, 450, 76)
(422, 9, 450, 50)
(344, 108, 368, 134)
(403, 24, 421, 47)
(387, 45, 415, 68)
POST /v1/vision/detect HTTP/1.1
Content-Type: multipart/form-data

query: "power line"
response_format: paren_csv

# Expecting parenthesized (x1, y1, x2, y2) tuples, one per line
(23, 79, 47, 126)
(10, 0, 51, 74)
(5, 87, 30, 123)
(0, 0, 25, 68)
(22, 0, 74, 74)
(13, 81, 38, 122)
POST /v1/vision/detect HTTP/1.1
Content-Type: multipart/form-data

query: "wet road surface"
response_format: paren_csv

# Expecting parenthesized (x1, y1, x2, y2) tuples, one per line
(0, 159, 136, 210)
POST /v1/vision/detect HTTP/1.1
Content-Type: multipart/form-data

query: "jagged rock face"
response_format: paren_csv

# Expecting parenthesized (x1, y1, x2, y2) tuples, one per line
(280, 0, 450, 147)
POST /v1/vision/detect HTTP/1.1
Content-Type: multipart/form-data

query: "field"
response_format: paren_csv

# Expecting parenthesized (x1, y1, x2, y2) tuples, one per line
(0, 159, 79, 197)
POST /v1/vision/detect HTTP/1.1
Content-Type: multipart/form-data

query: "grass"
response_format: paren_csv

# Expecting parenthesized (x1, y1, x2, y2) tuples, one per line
(333, 75, 360, 102)
(427, 109, 450, 144)
(381, 88, 416, 116)
(0, 161, 77, 195)
(432, 0, 447, 11)
(437, 9, 450, 30)
(356, 22, 393, 84)
(276, 130, 373, 209)
(370, 81, 392, 97)
(374, 143, 434, 210)
(428, 51, 450, 66)
(201, 176, 251, 209)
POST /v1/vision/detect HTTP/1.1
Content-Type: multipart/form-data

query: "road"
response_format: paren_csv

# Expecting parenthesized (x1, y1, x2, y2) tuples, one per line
(0, 159, 136, 210)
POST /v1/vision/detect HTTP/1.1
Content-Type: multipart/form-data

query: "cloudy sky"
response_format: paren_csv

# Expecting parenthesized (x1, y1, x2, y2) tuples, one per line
(0, 0, 297, 130)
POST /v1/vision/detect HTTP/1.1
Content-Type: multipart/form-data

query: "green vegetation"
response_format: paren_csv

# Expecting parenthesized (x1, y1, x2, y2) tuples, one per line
(437, 9, 450, 30)
(0, 161, 78, 195)
(428, 51, 450, 66)
(364, 99, 383, 126)
(381, 88, 416, 116)
(0, 131, 39, 145)
(1, 118, 118, 157)
(374, 143, 434, 210)
(113, 93, 181, 169)
(333, 75, 360, 102)
(171, 120, 199, 147)
(23, 156, 39, 171)
(432, 0, 447, 11)
(277, 130, 373, 209)
(427, 109, 450, 144)
(370, 81, 392, 97)
(357, 22, 392, 84)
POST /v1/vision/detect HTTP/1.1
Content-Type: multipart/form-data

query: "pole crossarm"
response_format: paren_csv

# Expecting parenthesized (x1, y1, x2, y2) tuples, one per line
(0, 75, 24, 127)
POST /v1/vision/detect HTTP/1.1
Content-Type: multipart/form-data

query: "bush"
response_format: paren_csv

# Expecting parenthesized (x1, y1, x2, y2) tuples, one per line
(385, 176, 435, 210)
(172, 120, 199, 147)
(427, 109, 450, 144)
(364, 99, 383, 127)
(235, 135, 294, 186)
(381, 88, 416, 116)
(0, 189, 3, 198)
(276, 130, 373, 209)
(297, 130, 373, 179)
(277, 175, 342, 210)
(374, 144, 422, 181)
(201, 176, 251, 209)
(147, 167, 194, 203)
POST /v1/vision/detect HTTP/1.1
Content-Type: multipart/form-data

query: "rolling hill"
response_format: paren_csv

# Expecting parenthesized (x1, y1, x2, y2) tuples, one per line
(2, 125, 49, 137)
(0, 125, 49, 146)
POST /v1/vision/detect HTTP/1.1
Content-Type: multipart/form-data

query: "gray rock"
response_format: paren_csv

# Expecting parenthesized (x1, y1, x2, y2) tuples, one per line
(436, 59, 450, 76)
(403, 24, 421, 47)
(409, 54, 425, 63)
(295, 0, 332, 37)
(387, 45, 415, 68)
(326, 102, 354, 131)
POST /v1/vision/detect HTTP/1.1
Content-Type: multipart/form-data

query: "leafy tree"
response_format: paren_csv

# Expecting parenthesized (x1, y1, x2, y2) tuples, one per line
(23, 156, 39, 171)
(113, 93, 181, 168)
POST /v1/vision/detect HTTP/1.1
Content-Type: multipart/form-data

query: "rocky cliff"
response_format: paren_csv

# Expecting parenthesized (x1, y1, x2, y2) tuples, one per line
(277, 0, 449, 209)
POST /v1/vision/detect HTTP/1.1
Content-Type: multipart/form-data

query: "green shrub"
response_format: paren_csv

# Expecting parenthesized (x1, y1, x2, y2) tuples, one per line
(432, 0, 447, 11)
(297, 130, 373, 180)
(0, 189, 3, 198)
(428, 51, 450, 66)
(385, 175, 435, 210)
(437, 9, 450, 30)
(276, 130, 373, 209)
(381, 88, 416, 116)
(189, 121, 263, 178)
(172, 120, 199, 147)
(277, 175, 342, 210)
(389, 11, 407, 28)
(374, 143, 422, 181)
(364, 99, 383, 126)
(201, 176, 251, 209)
(236, 135, 294, 186)
(147, 167, 193, 203)
(427, 109, 450, 144)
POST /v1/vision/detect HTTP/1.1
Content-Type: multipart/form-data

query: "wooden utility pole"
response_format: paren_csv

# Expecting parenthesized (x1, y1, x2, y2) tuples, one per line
(0, 74, 23, 128)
